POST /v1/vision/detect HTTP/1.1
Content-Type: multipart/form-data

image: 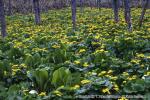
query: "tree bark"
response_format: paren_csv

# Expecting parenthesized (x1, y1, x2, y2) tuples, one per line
(8, 0, 12, 16)
(97, 0, 101, 10)
(0, 0, 7, 37)
(33, 0, 41, 24)
(139, 0, 149, 27)
(112, 0, 119, 22)
(80, 0, 84, 13)
(124, 0, 132, 32)
(71, 0, 76, 30)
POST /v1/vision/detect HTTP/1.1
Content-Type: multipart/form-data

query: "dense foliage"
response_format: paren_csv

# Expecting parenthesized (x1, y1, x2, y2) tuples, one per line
(0, 8, 150, 99)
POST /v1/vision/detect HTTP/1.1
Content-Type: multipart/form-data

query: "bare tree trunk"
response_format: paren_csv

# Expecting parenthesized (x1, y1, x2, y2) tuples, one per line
(0, 0, 7, 37)
(124, 0, 132, 32)
(112, 0, 119, 22)
(33, 0, 41, 24)
(97, 0, 101, 10)
(90, 1, 93, 9)
(71, 0, 76, 30)
(8, 0, 12, 16)
(139, 0, 149, 27)
(80, 0, 84, 13)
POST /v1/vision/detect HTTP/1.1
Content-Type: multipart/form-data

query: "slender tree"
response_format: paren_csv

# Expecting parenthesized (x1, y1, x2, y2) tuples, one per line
(97, 0, 101, 10)
(71, 0, 76, 30)
(139, 0, 149, 27)
(112, 0, 119, 22)
(33, 0, 41, 24)
(80, 0, 84, 13)
(124, 0, 132, 32)
(0, 0, 7, 37)
(8, 0, 12, 16)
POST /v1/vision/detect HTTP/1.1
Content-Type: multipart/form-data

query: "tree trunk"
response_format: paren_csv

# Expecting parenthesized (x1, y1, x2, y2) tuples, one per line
(8, 0, 12, 16)
(80, 0, 84, 13)
(33, 0, 41, 24)
(97, 0, 101, 10)
(0, 0, 7, 37)
(71, 0, 76, 30)
(139, 0, 149, 27)
(112, 0, 119, 22)
(124, 0, 132, 32)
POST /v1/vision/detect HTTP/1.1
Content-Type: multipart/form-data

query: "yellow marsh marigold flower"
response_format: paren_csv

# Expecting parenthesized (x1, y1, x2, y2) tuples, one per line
(110, 76, 118, 80)
(123, 81, 127, 84)
(4, 71, 7, 76)
(72, 85, 80, 90)
(53, 90, 63, 96)
(137, 53, 145, 58)
(74, 60, 80, 64)
(113, 84, 119, 92)
(83, 62, 89, 67)
(146, 71, 150, 76)
(127, 75, 137, 81)
(12, 64, 19, 68)
(114, 87, 119, 92)
(95, 49, 105, 53)
(79, 49, 86, 53)
(132, 75, 137, 79)
(118, 96, 128, 100)
(122, 72, 129, 76)
(39, 92, 46, 96)
(98, 71, 107, 76)
(81, 79, 91, 84)
(141, 64, 145, 68)
(130, 59, 140, 64)
(107, 70, 113, 74)
(102, 88, 110, 94)
(95, 35, 100, 39)
(52, 45, 61, 49)
(20, 63, 27, 68)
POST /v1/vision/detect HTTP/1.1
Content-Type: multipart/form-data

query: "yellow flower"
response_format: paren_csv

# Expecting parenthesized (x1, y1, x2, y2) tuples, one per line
(83, 62, 89, 67)
(141, 64, 145, 68)
(122, 72, 129, 76)
(39, 92, 46, 96)
(107, 70, 113, 74)
(137, 53, 145, 58)
(132, 75, 137, 79)
(81, 79, 91, 84)
(98, 71, 107, 76)
(72, 85, 80, 90)
(52, 45, 60, 49)
(146, 72, 150, 76)
(95, 35, 100, 39)
(12, 64, 19, 68)
(113, 84, 119, 91)
(4, 71, 7, 76)
(118, 96, 128, 100)
(79, 49, 86, 53)
(110, 76, 118, 80)
(95, 49, 105, 53)
(74, 60, 80, 64)
(102, 88, 110, 94)
(53, 90, 63, 96)
(114, 87, 119, 91)
(123, 81, 127, 84)
(20, 63, 27, 68)
(127, 77, 132, 81)
(130, 59, 140, 64)
(127, 75, 137, 80)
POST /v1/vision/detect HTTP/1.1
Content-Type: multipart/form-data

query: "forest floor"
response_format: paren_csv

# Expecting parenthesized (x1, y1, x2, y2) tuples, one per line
(0, 8, 150, 99)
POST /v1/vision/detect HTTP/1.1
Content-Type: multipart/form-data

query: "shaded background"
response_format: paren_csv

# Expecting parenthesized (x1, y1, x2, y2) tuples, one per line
(3, 0, 150, 14)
